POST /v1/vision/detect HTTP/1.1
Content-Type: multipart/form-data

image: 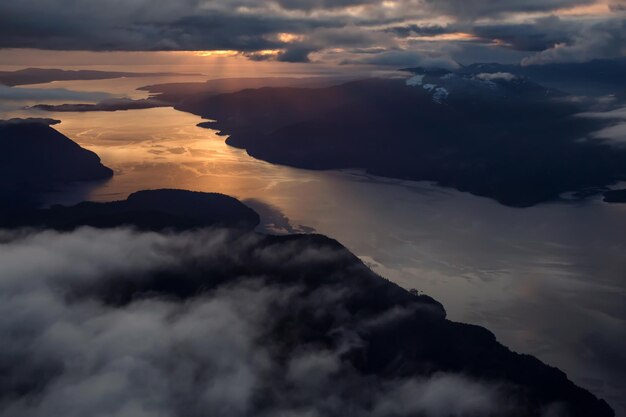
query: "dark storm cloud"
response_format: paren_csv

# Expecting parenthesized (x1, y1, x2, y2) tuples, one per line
(466, 15, 626, 65)
(0, 227, 511, 417)
(422, 0, 595, 19)
(276, 45, 320, 62)
(383, 24, 451, 38)
(250, 25, 397, 62)
(0, 2, 341, 52)
(0, 0, 624, 65)
(268, 0, 375, 10)
(161, 14, 342, 52)
(342, 50, 460, 69)
(522, 17, 626, 64)
(473, 16, 574, 52)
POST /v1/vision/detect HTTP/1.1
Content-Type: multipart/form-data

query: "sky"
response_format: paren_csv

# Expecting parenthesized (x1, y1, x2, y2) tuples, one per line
(0, 0, 625, 70)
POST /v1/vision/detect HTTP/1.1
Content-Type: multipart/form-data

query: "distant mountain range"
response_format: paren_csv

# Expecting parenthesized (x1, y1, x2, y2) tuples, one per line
(425, 57, 626, 97)
(0, 67, 200, 86)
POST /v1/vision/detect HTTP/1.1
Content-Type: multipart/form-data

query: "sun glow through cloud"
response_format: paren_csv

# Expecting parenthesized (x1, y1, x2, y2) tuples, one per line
(195, 50, 240, 58)
(408, 32, 479, 42)
(276, 33, 304, 43)
(556, 1, 614, 16)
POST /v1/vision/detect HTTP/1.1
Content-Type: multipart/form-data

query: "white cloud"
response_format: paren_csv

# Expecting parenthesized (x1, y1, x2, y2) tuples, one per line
(475, 72, 517, 81)
(579, 105, 626, 146)
(0, 227, 515, 417)
(522, 18, 626, 66)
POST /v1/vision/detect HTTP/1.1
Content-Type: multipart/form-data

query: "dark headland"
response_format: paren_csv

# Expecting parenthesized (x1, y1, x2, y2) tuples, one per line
(0, 188, 614, 417)
(141, 60, 626, 208)
(0, 118, 113, 208)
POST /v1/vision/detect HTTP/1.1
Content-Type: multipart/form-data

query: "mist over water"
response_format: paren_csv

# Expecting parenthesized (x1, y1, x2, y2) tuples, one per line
(5, 76, 626, 414)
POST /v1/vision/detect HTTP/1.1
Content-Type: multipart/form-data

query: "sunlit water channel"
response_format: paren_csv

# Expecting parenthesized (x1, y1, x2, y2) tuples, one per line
(4, 76, 625, 414)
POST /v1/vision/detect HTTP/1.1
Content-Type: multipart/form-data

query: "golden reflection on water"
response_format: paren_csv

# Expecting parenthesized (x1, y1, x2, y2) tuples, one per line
(46, 105, 326, 230)
(8, 77, 626, 408)
(9, 76, 351, 234)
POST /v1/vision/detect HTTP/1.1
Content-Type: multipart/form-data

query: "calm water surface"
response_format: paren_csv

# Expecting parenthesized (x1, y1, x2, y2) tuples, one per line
(7, 76, 626, 414)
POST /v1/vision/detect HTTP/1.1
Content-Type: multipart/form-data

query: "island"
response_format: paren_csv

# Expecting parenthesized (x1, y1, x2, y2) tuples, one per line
(29, 98, 170, 112)
(0, 118, 113, 208)
(0, 67, 200, 86)
(1, 189, 260, 231)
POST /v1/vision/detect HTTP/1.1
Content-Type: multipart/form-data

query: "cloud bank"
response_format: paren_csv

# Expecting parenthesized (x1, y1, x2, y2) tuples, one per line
(0, 227, 512, 417)
(0, 226, 608, 416)
(0, 0, 624, 65)
(580, 105, 626, 146)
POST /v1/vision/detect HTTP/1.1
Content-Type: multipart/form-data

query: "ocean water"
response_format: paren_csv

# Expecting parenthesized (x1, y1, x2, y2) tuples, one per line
(4, 76, 625, 414)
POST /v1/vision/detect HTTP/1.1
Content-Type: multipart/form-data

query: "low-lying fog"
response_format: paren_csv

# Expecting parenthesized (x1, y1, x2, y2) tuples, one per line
(3, 76, 625, 414)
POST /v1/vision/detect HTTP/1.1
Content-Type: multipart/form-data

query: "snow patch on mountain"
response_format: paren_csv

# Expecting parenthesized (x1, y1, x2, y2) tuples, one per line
(433, 87, 449, 103)
(475, 72, 517, 82)
(406, 75, 424, 86)
(406, 73, 451, 104)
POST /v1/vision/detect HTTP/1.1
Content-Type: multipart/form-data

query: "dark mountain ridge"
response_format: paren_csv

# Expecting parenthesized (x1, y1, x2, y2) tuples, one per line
(0, 188, 615, 416)
(0, 118, 113, 208)
(155, 76, 625, 207)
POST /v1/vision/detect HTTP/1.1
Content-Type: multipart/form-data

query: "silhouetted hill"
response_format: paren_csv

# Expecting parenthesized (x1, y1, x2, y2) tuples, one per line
(0, 189, 260, 231)
(0, 118, 113, 209)
(0, 67, 198, 86)
(162, 77, 626, 207)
